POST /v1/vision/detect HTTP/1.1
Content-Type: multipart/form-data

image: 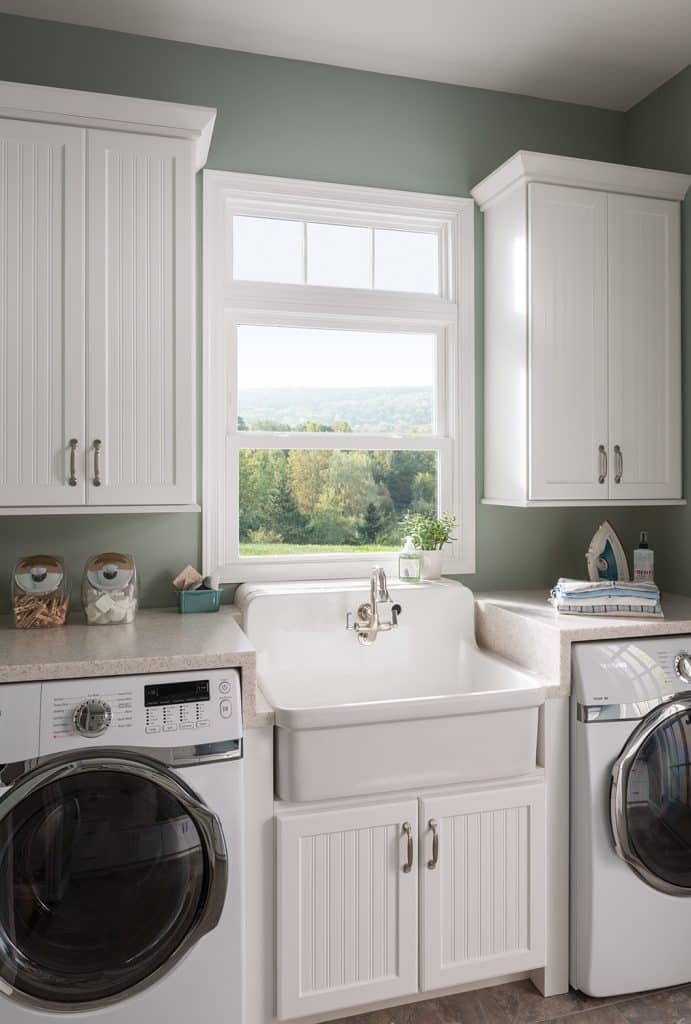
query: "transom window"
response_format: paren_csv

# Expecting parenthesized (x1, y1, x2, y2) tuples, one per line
(203, 172, 475, 581)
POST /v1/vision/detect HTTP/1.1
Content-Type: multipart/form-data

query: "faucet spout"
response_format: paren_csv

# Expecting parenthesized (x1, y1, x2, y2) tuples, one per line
(371, 566, 390, 606)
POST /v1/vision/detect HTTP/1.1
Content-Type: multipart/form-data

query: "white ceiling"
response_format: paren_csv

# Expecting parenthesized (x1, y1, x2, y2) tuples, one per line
(2, 0, 691, 111)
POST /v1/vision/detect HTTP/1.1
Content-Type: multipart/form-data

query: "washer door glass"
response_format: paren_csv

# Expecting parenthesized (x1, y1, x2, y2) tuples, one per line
(0, 758, 221, 1006)
(613, 702, 691, 894)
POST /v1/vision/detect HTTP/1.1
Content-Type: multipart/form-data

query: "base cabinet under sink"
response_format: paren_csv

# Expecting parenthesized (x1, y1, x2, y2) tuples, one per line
(275, 776, 545, 1020)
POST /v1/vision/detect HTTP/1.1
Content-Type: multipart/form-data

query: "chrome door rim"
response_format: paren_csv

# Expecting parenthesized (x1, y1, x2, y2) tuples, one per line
(610, 695, 691, 897)
(0, 748, 228, 1012)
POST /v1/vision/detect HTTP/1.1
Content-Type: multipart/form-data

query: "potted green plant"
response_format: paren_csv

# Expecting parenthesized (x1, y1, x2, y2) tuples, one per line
(400, 511, 456, 579)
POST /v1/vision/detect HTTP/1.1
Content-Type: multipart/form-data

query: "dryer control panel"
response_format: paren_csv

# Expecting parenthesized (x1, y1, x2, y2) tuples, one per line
(39, 668, 242, 756)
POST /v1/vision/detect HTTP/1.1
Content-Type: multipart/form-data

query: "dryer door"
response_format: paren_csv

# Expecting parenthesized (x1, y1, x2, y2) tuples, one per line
(0, 749, 227, 1010)
(611, 696, 691, 896)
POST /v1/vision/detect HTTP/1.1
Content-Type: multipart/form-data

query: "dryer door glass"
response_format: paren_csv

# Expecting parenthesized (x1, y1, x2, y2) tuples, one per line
(615, 703, 691, 894)
(0, 754, 227, 1008)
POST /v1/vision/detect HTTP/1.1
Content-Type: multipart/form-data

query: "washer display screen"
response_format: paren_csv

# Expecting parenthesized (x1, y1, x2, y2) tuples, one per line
(144, 680, 210, 707)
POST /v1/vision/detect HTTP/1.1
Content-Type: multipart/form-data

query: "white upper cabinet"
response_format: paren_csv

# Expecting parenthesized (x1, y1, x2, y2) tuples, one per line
(473, 151, 690, 507)
(607, 194, 681, 501)
(86, 131, 195, 505)
(529, 184, 609, 500)
(0, 80, 215, 512)
(0, 118, 85, 506)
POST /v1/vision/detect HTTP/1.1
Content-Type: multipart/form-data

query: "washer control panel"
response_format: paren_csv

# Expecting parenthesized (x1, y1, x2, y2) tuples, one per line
(39, 669, 241, 755)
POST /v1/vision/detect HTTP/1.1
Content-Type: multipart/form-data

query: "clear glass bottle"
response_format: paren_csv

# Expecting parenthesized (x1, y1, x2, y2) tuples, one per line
(12, 555, 69, 628)
(82, 553, 138, 625)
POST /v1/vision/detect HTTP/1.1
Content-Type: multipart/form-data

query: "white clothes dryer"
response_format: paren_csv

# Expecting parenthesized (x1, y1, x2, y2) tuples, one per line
(571, 636, 691, 996)
(0, 668, 244, 1023)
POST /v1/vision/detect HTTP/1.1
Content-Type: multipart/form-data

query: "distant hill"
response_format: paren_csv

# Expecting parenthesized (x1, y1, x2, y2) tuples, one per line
(239, 386, 433, 433)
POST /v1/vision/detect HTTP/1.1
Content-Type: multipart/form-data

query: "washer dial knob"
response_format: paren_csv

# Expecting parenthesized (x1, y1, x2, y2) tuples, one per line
(73, 699, 112, 737)
(674, 653, 691, 683)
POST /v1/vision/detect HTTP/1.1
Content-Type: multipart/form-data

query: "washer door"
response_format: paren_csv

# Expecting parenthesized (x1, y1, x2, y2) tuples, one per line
(0, 749, 227, 1010)
(611, 696, 691, 896)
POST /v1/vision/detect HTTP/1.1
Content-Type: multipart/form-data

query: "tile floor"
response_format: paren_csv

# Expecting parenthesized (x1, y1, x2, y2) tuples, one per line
(339, 979, 691, 1024)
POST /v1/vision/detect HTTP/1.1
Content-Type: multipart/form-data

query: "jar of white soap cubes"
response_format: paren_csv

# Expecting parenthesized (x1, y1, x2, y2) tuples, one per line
(82, 553, 138, 625)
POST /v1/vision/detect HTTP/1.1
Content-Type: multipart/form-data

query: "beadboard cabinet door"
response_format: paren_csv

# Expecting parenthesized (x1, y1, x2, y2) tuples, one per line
(86, 130, 195, 505)
(0, 118, 86, 505)
(420, 783, 545, 992)
(608, 194, 681, 501)
(276, 800, 418, 1020)
(528, 183, 609, 501)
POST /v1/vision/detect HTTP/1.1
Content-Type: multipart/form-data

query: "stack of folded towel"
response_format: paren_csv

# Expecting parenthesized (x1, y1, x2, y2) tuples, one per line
(550, 578, 663, 617)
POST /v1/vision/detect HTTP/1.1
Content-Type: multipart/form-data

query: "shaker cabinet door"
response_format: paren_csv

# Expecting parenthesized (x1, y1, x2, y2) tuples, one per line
(608, 194, 681, 501)
(528, 183, 609, 500)
(86, 130, 196, 505)
(276, 800, 419, 1020)
(0, 118, 86, 506)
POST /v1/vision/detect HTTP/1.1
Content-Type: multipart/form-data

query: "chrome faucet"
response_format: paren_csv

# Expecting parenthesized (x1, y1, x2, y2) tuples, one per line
(346, 566, 401, 645)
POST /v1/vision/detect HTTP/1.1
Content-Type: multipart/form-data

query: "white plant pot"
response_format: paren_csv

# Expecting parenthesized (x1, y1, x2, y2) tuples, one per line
(421, 549, 444, 580)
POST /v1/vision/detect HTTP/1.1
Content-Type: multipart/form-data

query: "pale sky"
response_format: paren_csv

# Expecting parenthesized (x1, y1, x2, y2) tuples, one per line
(237, 325, 435, 390)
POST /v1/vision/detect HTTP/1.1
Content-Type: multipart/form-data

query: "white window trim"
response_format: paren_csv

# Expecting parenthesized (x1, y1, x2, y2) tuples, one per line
(203, 170, 475, 582)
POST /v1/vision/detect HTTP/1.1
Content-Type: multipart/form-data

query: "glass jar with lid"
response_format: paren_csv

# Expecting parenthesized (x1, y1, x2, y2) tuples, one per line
(82, 553, 138, 625)
(12, 555, 69, 628)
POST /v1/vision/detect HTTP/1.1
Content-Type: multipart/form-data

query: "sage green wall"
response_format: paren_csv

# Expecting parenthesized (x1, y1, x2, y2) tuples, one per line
(625, 65, 691, 595)
(0, 13, 666, 609)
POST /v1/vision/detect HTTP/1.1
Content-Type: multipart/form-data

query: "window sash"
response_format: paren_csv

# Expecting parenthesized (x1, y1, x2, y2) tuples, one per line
(225, 201, 455, 299)
(230, 315, 448, 439)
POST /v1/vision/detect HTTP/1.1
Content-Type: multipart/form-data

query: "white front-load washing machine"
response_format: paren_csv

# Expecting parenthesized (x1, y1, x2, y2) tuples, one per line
(571, 635, 691, 997)
(0, 668, 244, 1023)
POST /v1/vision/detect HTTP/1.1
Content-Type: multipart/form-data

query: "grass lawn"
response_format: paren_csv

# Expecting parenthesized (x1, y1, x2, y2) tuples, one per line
(239, 542, 399, 557)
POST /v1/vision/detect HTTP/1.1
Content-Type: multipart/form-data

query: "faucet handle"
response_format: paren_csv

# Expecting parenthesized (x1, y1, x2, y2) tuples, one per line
(391, 603, 402, 626)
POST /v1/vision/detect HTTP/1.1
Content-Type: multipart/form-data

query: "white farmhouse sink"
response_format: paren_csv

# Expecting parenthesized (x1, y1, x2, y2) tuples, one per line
(236, 578, 545, 801)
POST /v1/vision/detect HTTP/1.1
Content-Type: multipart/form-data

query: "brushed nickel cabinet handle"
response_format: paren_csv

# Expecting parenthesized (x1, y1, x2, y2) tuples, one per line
(614, 444, 623, 484)
(427, 818, 439, 870)
(68, 438, 78, 487)
(402, 822, 414, 873)
(93, 439, 102, 487)
(598, 444, 608, 485)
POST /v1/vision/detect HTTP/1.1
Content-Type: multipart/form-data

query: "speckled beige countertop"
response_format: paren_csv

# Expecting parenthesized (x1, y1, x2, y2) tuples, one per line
(475, 590, 691, 696)
(0, 606, 271, 728)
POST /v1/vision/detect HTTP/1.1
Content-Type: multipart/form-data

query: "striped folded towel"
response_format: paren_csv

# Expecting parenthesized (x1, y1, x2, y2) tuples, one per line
(550, 578, 663, 618)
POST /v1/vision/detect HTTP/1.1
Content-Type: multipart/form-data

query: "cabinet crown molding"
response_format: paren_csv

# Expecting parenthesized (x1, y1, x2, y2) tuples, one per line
(0, 80, 216, 170)
(471, 150, 691, 210)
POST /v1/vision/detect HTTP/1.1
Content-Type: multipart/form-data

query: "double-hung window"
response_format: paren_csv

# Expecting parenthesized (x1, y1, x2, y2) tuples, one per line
(203, 172, 474, 581)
